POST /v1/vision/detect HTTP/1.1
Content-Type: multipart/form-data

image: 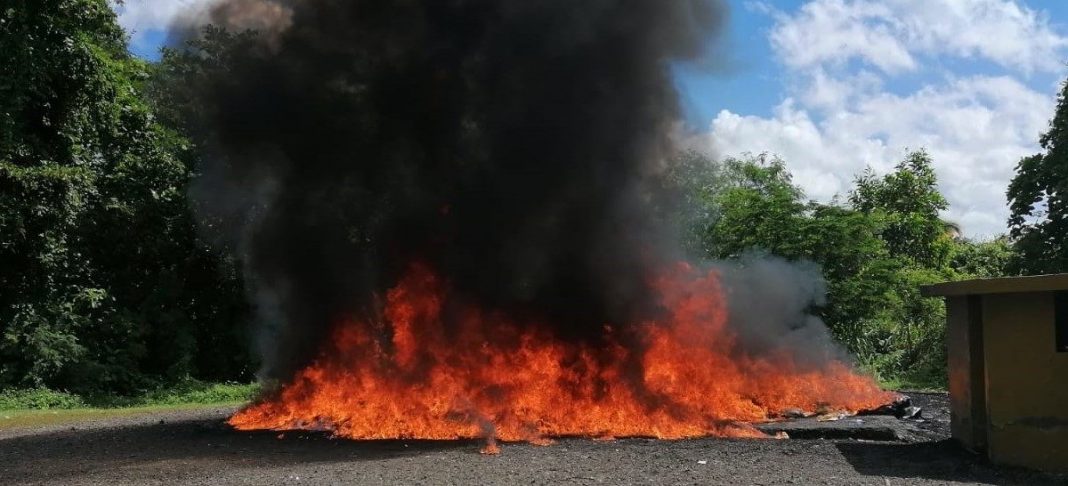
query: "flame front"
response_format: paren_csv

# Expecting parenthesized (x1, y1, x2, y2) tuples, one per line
(230, 263, 893, 445)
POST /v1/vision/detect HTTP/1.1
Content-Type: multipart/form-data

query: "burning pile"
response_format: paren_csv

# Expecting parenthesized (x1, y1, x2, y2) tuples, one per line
(176, 0, 894, 451)
(229, 263, 891, 451)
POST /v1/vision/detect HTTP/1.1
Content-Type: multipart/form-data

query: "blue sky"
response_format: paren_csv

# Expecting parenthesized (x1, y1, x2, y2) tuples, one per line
(677, 1, 1068, 126)
(676, 0, 803, 125)
(113, 0, 1068, 237)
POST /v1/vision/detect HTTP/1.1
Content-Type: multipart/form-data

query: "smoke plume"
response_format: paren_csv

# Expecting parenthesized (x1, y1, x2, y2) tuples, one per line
(178, 0, 845, 383)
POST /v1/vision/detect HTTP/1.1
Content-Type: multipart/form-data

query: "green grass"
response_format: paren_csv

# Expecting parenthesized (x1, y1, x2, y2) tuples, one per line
(0, 381, 260, 430)
(873, 366, 947, 392)
(858, 359, 947, 393)
(101, 381, 260, 408)
(0, 402, 241, 429)
(878, 377, 947, 393)
(0, 381, 260, 411)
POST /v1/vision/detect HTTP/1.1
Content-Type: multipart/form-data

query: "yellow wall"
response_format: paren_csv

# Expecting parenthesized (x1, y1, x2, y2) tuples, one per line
(982, 292, 1068, 472)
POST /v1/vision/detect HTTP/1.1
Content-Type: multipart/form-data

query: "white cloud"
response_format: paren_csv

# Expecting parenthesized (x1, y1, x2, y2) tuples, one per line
(707, 77, 1050, 236)
(703, 0, 1067, 237)
(112, 0, 217, 46)
(767, 1, 917, 73)
(766, 0, 1068, 74)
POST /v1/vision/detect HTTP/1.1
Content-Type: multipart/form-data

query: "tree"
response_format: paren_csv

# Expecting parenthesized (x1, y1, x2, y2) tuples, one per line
(1007, 78, 1068, 275)
(849, 150, 953, 268)
(1, 0, 131, 388)
(702, 153, 808, 259)
(670, 151, 964, 386)
(951, 237, 1015, 279)
(0, 1, 252, 393)
(659, 149, 730, 257)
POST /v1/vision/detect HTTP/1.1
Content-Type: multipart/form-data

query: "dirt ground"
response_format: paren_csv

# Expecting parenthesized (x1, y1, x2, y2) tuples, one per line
(1, 393, 1064, 485)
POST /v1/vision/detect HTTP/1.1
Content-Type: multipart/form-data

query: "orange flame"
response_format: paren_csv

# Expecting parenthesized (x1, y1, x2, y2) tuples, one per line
(230, 262, 893, 446)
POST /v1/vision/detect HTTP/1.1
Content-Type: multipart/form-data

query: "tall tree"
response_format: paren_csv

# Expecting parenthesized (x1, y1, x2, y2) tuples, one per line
(0, 1, 251, 392)
(1007, 78, 1068, 275)
(1, 0, 130, 388)
(849, 150, 952, 269)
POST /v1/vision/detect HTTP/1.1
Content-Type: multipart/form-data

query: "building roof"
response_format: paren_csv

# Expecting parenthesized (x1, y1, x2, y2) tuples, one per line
(921, 274, 1068, 297)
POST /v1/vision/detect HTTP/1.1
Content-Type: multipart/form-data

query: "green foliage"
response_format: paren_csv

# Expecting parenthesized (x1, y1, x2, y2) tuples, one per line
(660, 150, 732, 256)
(0, 387, 87, 410)
(0, 1, 252, 395)
(1007, 78, 1068, 275)
(0, 380, 258, 410)
(124, 380, 259, 407)
(701, 154, 807, 259)
(850, 150, 952, 268)
(951, 237, 1017, 278)
(669, 150, 1008, 387)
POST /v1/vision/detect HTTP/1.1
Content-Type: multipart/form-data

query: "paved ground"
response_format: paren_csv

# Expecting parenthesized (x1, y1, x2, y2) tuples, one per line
(1, 393, 1064, 485)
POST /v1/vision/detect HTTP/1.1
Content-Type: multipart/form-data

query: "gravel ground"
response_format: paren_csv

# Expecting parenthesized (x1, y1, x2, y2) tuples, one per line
(1, 392, 1064, 485)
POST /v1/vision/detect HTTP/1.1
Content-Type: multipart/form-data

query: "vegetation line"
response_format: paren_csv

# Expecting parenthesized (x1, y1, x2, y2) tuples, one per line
(0, 382, 259, 411)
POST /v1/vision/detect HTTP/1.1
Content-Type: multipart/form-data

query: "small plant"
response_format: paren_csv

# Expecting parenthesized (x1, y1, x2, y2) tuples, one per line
(0, 380, 259, 410)
(131, 379, 259, 407)
(0, 388, 87, 410)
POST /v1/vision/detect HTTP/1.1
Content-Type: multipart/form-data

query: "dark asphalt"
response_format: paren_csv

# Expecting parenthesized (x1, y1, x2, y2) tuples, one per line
(1, 393, 1063, 485)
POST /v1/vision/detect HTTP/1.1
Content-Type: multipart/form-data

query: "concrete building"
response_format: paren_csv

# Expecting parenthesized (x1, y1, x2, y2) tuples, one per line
(922, 274, 1068, 473)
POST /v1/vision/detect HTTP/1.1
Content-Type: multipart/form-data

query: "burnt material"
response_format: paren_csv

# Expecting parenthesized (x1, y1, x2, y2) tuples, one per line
(857, 394, 912, 418)
(756, 415, 929, 442)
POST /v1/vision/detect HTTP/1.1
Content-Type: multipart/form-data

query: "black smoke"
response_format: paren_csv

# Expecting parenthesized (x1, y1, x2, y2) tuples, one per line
(179, 0, 729, 381)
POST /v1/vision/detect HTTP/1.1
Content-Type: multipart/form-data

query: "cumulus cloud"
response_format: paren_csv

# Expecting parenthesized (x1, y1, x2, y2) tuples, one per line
(764, 0, 1068, 74)
(705, 0, 1067, 237)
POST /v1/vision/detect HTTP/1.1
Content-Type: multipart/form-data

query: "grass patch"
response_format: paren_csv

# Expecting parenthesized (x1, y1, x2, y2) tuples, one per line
(858, 360, 947, 393)
(0, 380, 260, 411)
(0, 381, 260, 430)
(875, 367, 947, 392)
(0, 402, 237, 430)
(878, 377, 947, 393)
(0, 388, 87, 410)
(97, 381, 261, 408)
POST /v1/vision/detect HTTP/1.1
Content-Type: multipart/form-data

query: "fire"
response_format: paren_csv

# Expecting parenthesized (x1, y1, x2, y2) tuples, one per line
(229, 262, 893, 447)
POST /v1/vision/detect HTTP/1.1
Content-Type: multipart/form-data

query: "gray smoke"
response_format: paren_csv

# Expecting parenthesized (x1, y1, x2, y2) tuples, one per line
(717, 256, 851, 369)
